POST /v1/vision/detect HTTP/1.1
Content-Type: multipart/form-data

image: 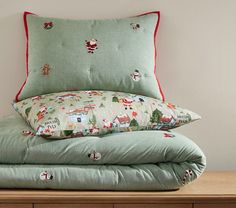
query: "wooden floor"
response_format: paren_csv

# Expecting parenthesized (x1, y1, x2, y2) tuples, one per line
(0, 171, 235, 207)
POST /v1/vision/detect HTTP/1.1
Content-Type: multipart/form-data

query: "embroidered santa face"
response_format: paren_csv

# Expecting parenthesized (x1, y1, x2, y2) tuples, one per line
(88, 151, 102, 161)
(40, 171, 53, 181)
(130, 70, 141, 81)
(85, 39, 98, 53)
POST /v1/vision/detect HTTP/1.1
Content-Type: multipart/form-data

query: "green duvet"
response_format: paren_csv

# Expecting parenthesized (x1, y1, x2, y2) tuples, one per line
(0, 114, 206, 190)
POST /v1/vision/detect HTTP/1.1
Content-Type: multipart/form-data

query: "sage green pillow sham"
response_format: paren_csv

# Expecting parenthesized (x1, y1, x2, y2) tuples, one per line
(15, 11, 165, 101)
(13, 91, 201, 139)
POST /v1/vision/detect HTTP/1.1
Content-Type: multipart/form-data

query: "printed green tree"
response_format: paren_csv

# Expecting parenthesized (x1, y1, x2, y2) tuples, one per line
(88, 114, 97, 127)
(130, 118, 139, 130)
(150, 109, 163, 123)
(99, 103, 105, 108)
(112, 96, 119, 102)
(63, 130, 73, 136)
(25, 107, 32, 118)
(184, 113, 191, 123)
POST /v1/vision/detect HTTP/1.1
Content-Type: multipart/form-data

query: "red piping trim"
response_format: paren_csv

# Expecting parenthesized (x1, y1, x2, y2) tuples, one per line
(15, 11, 35, 102)
(153, 12, 165, 101)
(15, 11, 165, 102)
(138, 11, 165, 101)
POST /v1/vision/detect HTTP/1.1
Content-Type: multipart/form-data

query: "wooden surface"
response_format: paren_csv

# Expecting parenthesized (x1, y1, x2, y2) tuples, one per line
(35, 205, 192, 208)
(0, 171, 235, 204)
(114, 204, 192, 208)
(35, 205, 112, 208)
(195, 204, 236, 208)
(0, 205, 32, 208)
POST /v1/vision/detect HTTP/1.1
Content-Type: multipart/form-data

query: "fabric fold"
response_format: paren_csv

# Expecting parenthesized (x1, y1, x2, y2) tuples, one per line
(0, 114, 206, 190)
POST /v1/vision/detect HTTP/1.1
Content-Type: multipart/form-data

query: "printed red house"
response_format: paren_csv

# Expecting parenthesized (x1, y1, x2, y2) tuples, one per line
(113, 114, 131, 128)
(56, 93, 81, 101)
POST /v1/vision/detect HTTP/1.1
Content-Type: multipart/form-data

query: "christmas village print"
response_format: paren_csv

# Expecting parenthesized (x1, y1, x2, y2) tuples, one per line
(13, 90, 197, 139)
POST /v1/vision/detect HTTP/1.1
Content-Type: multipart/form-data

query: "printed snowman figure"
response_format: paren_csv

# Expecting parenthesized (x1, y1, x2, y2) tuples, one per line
(22, 130, 35, 136)
(88, 151, 102, 161)
(130, 70, 141, 81)
(40, 171, 53, 181)
(85, 39, 98, 53)
(122, 98, 133, 110)
(182, 169, 193, 184)
(130, 23, 140, 30)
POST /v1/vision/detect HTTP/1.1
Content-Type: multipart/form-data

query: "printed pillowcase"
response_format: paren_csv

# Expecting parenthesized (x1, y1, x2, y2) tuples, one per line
(13, 91, 201, 139)
(15, 11, 165, 102)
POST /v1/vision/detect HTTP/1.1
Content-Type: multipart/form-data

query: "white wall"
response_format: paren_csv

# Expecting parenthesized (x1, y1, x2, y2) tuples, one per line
(0, 0, 235, 170)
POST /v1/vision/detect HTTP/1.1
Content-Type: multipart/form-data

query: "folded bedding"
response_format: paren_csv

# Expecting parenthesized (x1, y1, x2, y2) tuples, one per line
(2, 11, 206, 191)
(0, 114, 206, 190)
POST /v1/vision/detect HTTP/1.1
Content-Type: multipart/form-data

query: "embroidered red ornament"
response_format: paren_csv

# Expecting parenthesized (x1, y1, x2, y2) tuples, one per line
(163, 133, 175, 138)
(44, 22, 53, 30)
(132, 111, 138, 118)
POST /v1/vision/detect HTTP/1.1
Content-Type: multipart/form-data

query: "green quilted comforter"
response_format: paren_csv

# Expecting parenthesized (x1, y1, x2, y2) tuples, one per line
(0, 114, 206, 190)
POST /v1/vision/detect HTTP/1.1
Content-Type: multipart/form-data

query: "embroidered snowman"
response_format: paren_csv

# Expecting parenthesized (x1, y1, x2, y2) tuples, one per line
(40, 171, 53, 181)
(130, 23, 140, 30)
(130, 70, 141, 81)
(88, 151, 102, 161)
